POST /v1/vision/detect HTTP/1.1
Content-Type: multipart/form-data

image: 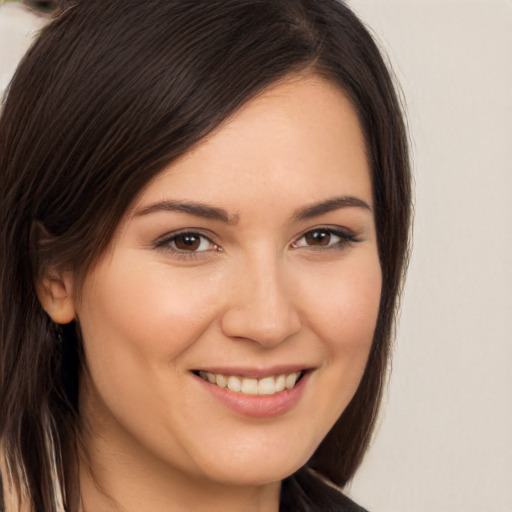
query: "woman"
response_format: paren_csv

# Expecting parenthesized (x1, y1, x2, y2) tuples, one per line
(0, 1, 411, 511)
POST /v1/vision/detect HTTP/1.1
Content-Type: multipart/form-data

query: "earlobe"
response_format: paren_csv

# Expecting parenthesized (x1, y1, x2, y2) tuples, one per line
(35, 270, 76, 324)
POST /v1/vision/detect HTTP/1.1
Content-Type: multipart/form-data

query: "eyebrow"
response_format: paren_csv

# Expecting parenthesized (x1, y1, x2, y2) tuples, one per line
(135, 195, 371, 224)
(135, 200, 239, 224)
(292, 195, 372, 221)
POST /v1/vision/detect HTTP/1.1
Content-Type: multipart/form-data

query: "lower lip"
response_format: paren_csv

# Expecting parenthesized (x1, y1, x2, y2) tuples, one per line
(194, 372, 310, 418)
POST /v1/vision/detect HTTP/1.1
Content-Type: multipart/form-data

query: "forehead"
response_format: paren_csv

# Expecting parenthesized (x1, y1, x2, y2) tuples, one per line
(135, 74, 371, 215)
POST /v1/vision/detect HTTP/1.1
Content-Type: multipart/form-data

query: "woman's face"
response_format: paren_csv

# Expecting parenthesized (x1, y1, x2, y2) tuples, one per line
(75, 75, 381, 492)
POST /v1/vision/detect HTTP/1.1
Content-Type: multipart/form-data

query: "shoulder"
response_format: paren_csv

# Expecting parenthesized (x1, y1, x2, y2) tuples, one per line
(281, 468, 371, 512)
(332, 492, 370, 512)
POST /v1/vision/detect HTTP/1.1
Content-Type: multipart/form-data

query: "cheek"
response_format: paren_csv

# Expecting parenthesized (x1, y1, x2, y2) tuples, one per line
(302, 251, 382, 403)
(80, 257, 225, 364)
(75, 258, 225, 440)
(305, 251, 382, 350)
(76, 257, 227, 455)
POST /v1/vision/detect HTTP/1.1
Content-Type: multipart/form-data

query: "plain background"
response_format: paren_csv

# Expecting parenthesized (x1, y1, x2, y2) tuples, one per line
(346, 1, 512, 511)
(1, 1, 511, 511)
(0, 1, 46, 99)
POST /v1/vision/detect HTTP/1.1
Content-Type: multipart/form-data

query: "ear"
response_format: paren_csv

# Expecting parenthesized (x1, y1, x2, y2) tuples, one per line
(35, 268, 76, 324)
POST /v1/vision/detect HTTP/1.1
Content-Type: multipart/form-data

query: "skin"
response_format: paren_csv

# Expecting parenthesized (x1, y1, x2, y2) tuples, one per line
(38, 74, 382, 512)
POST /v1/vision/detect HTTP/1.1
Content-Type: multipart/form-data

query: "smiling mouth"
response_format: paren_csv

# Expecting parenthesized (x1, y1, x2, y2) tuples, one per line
(195, 370, 305, 396)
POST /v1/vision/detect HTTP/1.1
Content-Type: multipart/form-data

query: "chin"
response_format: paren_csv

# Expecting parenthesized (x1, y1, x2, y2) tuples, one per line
(187, 431, 320, 488)
(200, 458, 303, 488)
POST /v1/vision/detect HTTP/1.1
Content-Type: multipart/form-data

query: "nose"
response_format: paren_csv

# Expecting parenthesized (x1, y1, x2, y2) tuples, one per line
(220, 255, 302, 348)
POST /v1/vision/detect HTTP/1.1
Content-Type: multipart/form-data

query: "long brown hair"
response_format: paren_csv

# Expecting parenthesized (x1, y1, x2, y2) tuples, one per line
(0, 1, 411, 510)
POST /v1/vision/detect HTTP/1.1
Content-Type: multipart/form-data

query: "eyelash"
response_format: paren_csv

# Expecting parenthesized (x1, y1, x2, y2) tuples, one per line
(154, 230, 221, 259)
(154, 227, 359, 259)
(291, 227, 359, 250)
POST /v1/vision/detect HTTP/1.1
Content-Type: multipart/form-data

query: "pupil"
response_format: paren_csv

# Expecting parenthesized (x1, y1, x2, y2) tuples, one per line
(175, 235, 200, 250)
(306, 230, 330, 246)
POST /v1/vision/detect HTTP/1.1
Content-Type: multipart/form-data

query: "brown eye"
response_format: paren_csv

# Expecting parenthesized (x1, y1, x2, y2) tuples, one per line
(292, 227, 355, 250)
(156, 231, 219, 255)
(304, 230, 331, 246)
(155, 231, 222, 257)
(173, 234, 202, 251)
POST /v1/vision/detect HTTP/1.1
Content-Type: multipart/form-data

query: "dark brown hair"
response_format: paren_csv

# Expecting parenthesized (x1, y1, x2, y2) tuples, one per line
(0, 1, 411, 510)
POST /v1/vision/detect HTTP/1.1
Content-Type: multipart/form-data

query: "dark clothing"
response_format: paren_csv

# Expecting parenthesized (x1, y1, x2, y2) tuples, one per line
(280, 468, 369, 512)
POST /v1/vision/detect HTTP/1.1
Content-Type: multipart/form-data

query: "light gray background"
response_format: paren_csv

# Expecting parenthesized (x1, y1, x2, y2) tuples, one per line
(346, 2, 512, 511)
(1, 2, 511, 511)
(0, 2, 46, 99)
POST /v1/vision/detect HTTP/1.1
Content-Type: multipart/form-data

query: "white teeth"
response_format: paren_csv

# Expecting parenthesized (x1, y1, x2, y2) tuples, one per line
(241, 378, 258, 395)
(285, 372, 299, 390)
(275, 374, 286, 392)
(216, 374, 227, 388)
(258, 376, 276, 395)
(227, 376, 241, 392)
(198, 370, 303, 395)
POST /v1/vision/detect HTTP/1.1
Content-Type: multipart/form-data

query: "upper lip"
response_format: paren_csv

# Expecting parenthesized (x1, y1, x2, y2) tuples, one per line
(191, 365, 314, 379)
